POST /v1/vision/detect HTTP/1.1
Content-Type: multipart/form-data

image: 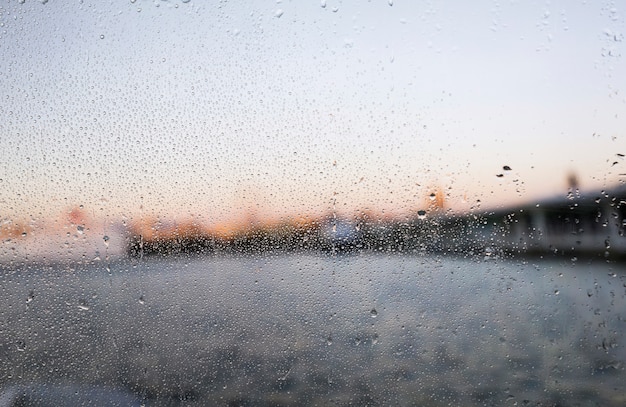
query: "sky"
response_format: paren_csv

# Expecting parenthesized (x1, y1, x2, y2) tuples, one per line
(0, 0, 625, 225)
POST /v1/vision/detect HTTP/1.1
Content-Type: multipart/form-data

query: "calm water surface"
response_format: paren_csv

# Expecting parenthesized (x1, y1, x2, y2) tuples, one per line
(1, 253, 624, 406)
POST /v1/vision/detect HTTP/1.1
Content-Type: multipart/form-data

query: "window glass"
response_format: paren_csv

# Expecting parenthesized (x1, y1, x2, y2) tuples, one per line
(0, 1, 624, 406)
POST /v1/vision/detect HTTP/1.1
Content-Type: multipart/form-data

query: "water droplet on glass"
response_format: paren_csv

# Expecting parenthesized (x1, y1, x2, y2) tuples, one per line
(78, 299, 90, 311)
(554, 290, 560, 295)
(138, 295, 145, 305)
(429, 193, 436, 201)
(370, 309, 378, 318)
(417, 210, 427, 220)
(320, 0, 326, 8)
(326, 335, 333, 345)
(77, 225, 85, 234)
(100, 34, 105, 40)
(275, 9, 284, 18)
(26, 290, 34, 303)
(503, 165, 512, 171)
(388, 0, 393, 6)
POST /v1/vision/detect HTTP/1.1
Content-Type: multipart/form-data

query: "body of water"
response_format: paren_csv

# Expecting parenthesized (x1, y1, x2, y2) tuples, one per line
(1, 253, 624, 406)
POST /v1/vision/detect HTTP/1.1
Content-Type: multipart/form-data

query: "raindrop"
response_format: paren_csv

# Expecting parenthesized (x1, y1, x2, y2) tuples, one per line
(429, 193, 436, 201)
(16, 341, 26, 352)
(77, 225, 85, 234)
(388, 0, 393, 5)
(320, 0, 326, 8)
(275, 9, 284, 18)
(554, 290, 560, 295)
(100, 34, 105, 40)
(370, 309, 378, 318)
(417, 210, 427, 220)
(503, 165, 512, 171)
(326, 335, 333, 345)
(496, 174, 504, 178)
(181, 0, 191, 3)
(138, 295, 145, 305)
(604, 239, 611, 249)
(26, 290, 34, 303)
(78, 299, 90, 311)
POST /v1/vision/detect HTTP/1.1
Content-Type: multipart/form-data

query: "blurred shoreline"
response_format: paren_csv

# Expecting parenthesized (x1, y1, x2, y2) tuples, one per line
(1, 184, 625, 264)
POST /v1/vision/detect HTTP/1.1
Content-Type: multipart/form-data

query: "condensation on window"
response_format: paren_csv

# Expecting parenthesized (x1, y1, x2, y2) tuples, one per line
(0, 1, 624, 406)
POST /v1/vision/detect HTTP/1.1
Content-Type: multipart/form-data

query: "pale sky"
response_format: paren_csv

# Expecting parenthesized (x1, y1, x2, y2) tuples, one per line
(0, 0, 624, 224)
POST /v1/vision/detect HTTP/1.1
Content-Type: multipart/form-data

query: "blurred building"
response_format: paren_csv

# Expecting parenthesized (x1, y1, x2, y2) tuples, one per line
(471, 184, 626, 256)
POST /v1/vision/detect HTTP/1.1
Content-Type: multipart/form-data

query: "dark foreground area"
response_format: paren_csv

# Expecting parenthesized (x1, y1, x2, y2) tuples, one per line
(0, 253, 625, 406)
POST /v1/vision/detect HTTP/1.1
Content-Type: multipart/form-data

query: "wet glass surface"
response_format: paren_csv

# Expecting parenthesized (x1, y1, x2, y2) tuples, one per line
(1, 1, 625, 405)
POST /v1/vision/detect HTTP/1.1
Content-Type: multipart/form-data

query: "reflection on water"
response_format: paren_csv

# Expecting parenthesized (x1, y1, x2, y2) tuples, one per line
(0, 254, 624, 406)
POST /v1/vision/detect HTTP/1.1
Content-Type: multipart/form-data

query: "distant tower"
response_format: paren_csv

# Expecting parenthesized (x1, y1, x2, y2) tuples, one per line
(427, 188, 445, 213)
(567, 172, 579, 191)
